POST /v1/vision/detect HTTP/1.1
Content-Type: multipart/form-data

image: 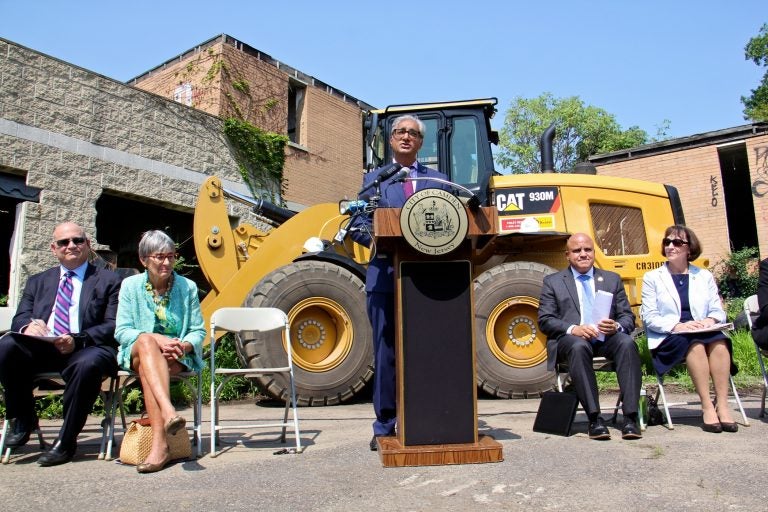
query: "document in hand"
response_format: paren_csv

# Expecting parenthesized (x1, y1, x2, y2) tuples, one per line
(592, 290, 613, 341)
(3, 331, 58, 343)
(684, 322, 734, 334)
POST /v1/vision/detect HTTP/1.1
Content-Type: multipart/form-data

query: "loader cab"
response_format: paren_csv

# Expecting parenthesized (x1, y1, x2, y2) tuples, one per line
(364, 99, 499, 206)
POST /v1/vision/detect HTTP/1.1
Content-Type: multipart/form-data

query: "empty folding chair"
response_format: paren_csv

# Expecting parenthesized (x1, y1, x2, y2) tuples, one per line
(209, 307, 301, 457)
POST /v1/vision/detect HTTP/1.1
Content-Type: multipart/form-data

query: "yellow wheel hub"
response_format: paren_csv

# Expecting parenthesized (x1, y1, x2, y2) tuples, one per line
(288, 297, 353, 372)
(485, 297, 547, 368)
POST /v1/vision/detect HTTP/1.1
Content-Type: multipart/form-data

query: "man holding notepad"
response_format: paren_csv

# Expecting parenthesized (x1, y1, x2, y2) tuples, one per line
(538, 233, 642, 440)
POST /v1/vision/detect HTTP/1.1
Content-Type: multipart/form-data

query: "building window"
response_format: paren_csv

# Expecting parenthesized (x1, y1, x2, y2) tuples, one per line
(173, 83, 193, 106)
(590, 203, 649, 256)
(288, 81, 306, 144)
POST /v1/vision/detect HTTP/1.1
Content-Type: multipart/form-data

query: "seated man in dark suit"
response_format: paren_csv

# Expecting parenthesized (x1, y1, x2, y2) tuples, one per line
(0, 222, 122, 465)
(537, 233, 642, 440)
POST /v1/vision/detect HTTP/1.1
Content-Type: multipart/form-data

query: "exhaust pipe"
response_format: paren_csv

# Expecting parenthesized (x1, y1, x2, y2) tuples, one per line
(540, 122, 556, 173)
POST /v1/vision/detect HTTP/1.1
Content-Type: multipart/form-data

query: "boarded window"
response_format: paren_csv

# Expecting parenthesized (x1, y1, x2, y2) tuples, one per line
(590, 203, 648, 256)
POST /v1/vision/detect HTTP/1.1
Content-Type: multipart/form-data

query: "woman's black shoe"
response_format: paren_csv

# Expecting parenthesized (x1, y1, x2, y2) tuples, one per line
(701, 422, 723, 433)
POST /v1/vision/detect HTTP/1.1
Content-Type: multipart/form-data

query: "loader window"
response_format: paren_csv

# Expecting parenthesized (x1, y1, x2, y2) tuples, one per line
(419, 118, 439, 170)
(590, 203, 649, 256)
(450, 117, 479, 186)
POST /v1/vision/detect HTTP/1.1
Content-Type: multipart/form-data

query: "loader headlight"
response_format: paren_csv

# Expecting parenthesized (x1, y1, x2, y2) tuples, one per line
(303, 237, 326, 253)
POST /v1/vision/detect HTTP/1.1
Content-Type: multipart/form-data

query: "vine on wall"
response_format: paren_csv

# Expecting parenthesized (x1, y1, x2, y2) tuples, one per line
(223, 117, 288, 204)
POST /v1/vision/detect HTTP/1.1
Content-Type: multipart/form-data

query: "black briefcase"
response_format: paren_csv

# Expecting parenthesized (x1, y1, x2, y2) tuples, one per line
(532, 391, 579, 436)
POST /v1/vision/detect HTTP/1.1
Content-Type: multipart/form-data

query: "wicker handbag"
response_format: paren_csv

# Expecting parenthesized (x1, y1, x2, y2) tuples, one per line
(119, 416, 191, 465)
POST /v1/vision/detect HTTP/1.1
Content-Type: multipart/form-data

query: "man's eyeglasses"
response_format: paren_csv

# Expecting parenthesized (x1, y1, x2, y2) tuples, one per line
(148, 253, 178, 262)
(662, 238, 689, 248)
(391, 128, 422, 139)
(55, 237, 86, 248)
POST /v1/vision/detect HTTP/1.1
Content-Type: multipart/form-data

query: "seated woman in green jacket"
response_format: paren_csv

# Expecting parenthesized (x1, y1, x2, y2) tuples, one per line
(115, 230, 205, 473)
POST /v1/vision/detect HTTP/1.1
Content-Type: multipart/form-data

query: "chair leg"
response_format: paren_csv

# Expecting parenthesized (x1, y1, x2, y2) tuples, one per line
(610, 394, 622, 424)
(655, 376, 674, 430)
(0, 418, 8, 464)
(729, 376, 749, 427)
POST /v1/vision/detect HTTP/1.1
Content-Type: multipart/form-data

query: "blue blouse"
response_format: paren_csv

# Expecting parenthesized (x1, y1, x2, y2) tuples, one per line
(115, 271, 206, 372)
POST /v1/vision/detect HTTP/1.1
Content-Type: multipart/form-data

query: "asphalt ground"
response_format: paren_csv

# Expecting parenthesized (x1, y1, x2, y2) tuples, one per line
(2, 390, 767, 511)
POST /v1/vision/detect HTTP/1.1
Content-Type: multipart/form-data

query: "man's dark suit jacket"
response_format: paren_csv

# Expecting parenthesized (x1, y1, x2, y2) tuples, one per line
(538, 267, 636, 371)
(752, 258, 768, 349)
(350, 162, 450, 294)
(11, 263, 122, 351)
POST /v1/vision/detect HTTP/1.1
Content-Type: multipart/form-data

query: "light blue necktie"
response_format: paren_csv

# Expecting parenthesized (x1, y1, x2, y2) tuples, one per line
(578, 274, 594, 324)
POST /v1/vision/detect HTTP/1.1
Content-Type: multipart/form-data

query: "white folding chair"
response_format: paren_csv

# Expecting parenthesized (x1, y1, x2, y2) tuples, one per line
(744, 295, 768, 417)
(0, 371, 116, 463)
(105, 368, 202, 460)
(209, 307, 301, 457)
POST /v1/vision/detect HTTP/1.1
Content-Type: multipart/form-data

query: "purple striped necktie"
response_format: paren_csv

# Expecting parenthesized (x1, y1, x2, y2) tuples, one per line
(53, 271, 74, 336)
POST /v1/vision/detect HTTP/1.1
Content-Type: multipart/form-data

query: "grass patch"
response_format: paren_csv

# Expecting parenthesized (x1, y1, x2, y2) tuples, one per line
(596, 329, 764, 392)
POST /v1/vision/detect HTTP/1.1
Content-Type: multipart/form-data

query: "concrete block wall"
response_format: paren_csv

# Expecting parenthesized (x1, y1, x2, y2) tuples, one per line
(0, 38, 251, 285)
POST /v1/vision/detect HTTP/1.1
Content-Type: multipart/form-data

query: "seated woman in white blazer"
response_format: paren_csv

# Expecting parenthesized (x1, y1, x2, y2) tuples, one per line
(641, 225, 737, 434)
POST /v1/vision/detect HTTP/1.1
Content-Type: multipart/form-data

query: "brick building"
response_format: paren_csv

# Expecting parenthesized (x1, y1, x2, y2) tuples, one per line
(128, 34, 374, 208)
(590, 123, 768, 266)
(0, 35, 374, 305)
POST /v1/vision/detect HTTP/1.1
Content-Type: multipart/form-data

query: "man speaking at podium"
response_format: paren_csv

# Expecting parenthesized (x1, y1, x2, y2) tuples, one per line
(350, 115, 448, 451)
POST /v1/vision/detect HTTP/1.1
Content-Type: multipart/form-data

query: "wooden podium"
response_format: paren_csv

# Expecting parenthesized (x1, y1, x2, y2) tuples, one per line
(372, 204, 503, 467)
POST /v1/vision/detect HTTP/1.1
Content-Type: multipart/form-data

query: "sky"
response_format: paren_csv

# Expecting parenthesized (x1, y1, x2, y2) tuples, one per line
(1, 1, 765, 140)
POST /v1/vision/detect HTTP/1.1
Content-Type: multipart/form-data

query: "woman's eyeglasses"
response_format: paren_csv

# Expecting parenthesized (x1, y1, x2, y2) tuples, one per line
(148, 253, 178, 262)
(662, 238, 688, 248)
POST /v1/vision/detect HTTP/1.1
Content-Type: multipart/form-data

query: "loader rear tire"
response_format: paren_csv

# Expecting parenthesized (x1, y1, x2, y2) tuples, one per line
(474, 261, 556, 398)
(241, 260, 373, 406)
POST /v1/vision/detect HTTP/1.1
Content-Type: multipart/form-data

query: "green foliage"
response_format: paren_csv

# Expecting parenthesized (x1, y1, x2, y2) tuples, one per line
(742, 23, 768, 122)
(223, 117, 288, 204)
(0, 294, 7, 306)
(232, 79, 251, 95)
(496, 93, 652, 174)
(713, 246, 759, 301)
(204, 58, 227, 83)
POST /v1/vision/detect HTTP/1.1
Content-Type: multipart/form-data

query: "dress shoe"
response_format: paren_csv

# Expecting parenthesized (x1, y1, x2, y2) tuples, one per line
(164, 415, 186, 436)
(701, 421, 723, 433)
(38, 441, 76, 467)
(720, 422, 739, 433)
(4, 418, 35, 448)
(137, 452, 171, 474)
(588, 417, 611, 440)
(621, 420, 642, 440)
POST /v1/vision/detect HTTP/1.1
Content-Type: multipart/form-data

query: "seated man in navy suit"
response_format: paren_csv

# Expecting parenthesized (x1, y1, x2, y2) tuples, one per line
(0, 222, 122, 465)
(350, 115, 450, 451)
(537, 233, 642, 440)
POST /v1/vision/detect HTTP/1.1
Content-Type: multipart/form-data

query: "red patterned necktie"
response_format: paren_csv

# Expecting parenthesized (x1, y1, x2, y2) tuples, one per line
(403, 167, 414, 198)
(53, 271, 74, 336)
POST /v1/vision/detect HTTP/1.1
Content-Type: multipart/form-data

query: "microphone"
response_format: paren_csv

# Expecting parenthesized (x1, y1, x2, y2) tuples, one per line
(358, 163, 403, 196)
(390, 168, 409, 182)
(403, 176, 482, 211)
